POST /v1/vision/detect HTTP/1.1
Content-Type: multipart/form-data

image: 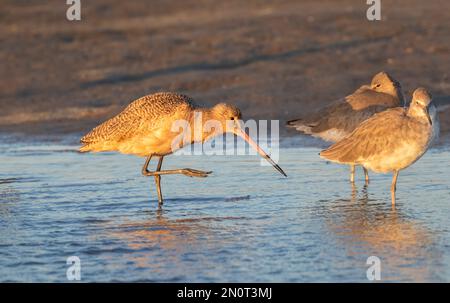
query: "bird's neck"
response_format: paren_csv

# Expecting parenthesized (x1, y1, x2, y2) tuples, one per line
(188, 108, 217, 126)
(187, 108, 223, 143)
(407, 105, 431, 125)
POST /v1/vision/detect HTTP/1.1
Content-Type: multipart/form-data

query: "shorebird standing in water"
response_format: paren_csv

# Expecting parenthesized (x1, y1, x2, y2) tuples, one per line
(320, 88, 439, 205)
(287, 71, 405, 183)
(80, 92, 286, 207)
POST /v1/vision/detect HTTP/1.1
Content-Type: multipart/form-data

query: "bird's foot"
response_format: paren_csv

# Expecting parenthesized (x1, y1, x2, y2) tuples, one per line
(181, 168, 212, 178)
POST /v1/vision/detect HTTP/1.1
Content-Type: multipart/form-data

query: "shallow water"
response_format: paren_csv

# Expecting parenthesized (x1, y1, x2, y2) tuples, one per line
(0, 137, 449, 282)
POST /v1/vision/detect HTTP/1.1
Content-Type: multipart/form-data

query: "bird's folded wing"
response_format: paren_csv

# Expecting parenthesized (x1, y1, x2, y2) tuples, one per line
(346, 88, 399, 111)
(287, 97, 347, 130)
(319, 108, 406, 164)
(80, 100, 147, 145)
(80, 93, 195, 146)
(287, 84, 371, 132)
(311, 103, 395, 139)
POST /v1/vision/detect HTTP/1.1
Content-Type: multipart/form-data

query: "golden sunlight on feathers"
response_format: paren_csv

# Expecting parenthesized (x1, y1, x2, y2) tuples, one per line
(80, 92, 286, 206)
(320, 87, 439, 204)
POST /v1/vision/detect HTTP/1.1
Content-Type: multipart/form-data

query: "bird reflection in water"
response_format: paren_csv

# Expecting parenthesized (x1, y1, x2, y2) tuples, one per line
(319, 185, 442, 282)
(96, 209, 245, 275)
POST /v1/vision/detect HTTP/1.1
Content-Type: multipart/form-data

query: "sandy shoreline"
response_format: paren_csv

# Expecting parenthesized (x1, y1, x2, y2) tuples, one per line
(1, 0, 449, 140)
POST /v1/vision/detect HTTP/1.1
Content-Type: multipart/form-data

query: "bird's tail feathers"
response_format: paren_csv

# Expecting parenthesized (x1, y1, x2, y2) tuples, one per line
(319, 139, 356, 165)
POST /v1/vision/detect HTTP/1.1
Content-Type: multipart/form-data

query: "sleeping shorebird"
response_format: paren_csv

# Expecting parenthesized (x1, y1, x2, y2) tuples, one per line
(320, 88, 439, 205)
(80, 92, 287, 207)
(287, 71, 405, 183)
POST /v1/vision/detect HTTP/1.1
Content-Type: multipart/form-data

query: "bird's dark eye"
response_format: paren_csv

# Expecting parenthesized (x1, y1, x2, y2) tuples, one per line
(230, 117, 235, 121)
(376, 84, 381, 88)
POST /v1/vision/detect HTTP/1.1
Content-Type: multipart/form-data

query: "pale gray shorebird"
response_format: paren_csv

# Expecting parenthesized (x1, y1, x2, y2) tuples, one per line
(80, 92, 286, 207)
(287, 71, 405, 183)
(320, 88, 439, 205)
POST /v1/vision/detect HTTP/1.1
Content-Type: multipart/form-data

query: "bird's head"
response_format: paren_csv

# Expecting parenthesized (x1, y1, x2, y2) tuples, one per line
(370, 71, 405, 105)
(408, 87, 434, 125)
(211, 103, 242, 123)
(206, 102, 286, 177)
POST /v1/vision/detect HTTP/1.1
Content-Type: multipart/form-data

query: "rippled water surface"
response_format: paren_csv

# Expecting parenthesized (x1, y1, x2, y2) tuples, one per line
(0, 137, 449, 282)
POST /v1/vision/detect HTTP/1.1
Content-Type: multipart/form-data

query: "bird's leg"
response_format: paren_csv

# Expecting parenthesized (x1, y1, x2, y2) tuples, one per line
(141, 155, 153, 175)
(142, 156, 211, 178)
(391, 170, 399, 192)
(141, 154, 210, 206)
(350, 165, 355, 183)
(155, 168, 211, 177)
(155, 156, 163, 206)
(391, 170, 399, 206)
(141, 155, 163, 206)
(363, 167, 370, 185)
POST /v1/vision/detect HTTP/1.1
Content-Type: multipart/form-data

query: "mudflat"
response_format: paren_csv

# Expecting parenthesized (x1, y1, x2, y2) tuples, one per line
(1, 0, 449, 140)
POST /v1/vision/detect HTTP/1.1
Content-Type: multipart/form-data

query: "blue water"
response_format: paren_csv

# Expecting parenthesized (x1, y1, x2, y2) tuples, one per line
(0, 136, 449, 282)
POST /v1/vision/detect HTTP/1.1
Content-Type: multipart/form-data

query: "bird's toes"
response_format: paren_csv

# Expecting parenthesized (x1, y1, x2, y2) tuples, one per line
(193, 170, 212, 178)
(199, 171, 212, 177)
(182, 169, 211, 178)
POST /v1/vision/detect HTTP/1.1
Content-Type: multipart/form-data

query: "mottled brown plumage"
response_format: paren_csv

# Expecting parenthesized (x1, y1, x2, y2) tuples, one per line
(80, 92, 286, 207)
(320, 88, 439, 204)
(80, 92, 196, 155)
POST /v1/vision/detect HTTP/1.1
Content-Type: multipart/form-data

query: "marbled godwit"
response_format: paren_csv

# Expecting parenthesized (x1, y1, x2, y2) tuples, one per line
(80, 92, 286, 206)
(287, 71, 405, 183)
(320, 88, 439, 205)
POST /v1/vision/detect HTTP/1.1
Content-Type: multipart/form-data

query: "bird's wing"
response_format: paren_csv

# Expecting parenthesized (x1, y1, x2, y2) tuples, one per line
(287, 85, 390, 135)
(287, 100, 386, 139)
(319, 108, 406, 164)
(352, 84, 371, 94)
(80, 93, 195, 145)
(310, 87, 401, 134)
(346, 88, 400, 110)
(287, 97, 347, 130)
(308, 101, 376, 135)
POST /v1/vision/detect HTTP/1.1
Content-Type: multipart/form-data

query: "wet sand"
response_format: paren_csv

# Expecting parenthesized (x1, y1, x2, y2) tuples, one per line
(0, 0, 449, 141)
